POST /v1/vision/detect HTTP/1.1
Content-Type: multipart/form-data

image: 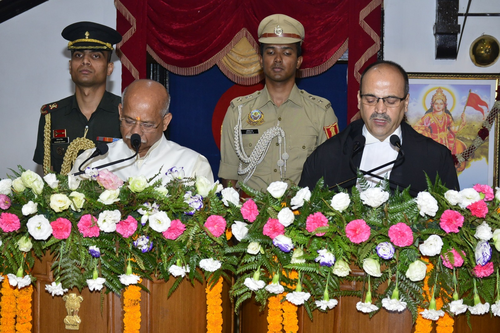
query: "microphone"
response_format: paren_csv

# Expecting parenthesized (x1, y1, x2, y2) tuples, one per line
(73, 134, 143, 176)
(349, 135, 366, 173)
(390, 135, 401, 149)
(77, 142, 109, 173)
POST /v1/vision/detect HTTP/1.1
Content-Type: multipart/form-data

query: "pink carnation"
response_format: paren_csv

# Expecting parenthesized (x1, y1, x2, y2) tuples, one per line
(50, 217, 72, 239)
(474, 261, 494, 278)
(163, 219, 186, 240)
(241, 199, 259, 222)
(96, 169, 123, 190)
(473, 184, 494, 201)
(263, 218, 285, 240)
(467, 200, 488, 218)
(77, 214, 100, 238)
(439, 210, 464, 233)
(0, 194, 11, 210)
(306, 212, 329, 236)
(0, 212, 20, 232)
(345, 219, 371, 244)
(204, 215, 226, 238)
(441, 248, 465, 269)
(388, 223, 413, 247)
(116, 215, 138, 238)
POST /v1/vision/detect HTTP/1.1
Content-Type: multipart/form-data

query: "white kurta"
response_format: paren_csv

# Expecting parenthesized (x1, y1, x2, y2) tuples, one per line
(71, 136, 214, 183)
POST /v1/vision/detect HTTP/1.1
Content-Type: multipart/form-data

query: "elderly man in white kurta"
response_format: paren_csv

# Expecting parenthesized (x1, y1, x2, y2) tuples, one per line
(72, 79, 213, 183)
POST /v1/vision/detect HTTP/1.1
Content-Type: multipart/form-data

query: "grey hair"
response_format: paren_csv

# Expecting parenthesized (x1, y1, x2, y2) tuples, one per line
(121, 81, 171, 117)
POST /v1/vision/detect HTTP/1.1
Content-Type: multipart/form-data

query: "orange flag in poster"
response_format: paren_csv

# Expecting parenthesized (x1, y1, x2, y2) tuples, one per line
(465, 92, 489, 118)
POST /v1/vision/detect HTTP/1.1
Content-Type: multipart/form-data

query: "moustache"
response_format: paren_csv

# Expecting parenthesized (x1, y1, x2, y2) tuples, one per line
(125, 134, 147, 143)
(370, 113, 391, 122)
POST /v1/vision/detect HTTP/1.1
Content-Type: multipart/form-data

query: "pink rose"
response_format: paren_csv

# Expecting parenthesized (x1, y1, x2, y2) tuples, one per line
(50, 218, 72, 239)
(306, 212, 329, 236)
(116, 215, 138, 238)
(204, 215, 226, 238)
(441, 248, 465, 269)
(96, 169, 123, 190)
(163, 219, 186, 240)
(473, 184, 494, 201)
(474, 261, 494, 278)
(0, 194, 11, 210)
(439, 210, 464, 233)
(467, 200, 488, 218)
(263, 218, 285, 240)
(388, 223, 413, 247)
(241, 199, 259, 223)
(0, 212, 20, 232)
(77, 214, 100, 237)
(345, 219, 371, 244)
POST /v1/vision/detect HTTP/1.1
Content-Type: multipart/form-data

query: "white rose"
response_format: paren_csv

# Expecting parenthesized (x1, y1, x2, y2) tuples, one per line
(492, 229, 500, 251)
(444, 190, 460, 206)
(97, 210, 121, 233)
(231, 221, 249, 241)
(247, 242, 262, 255)
(419, 235, 443, 256)
(291, 248, 306, 264)
(27, 215, 52, 240)
(22, 201, 38, 216)
(69, 191, 85, 212)
(21, 170, 44, 195)
(360, 188, 389, 208)
(416, 191, 438, 217)
(277, 207, 295, 227)
(43, 173, 59, 189)
(267, 181, 288, 199)
(362, 258, 382, 277)
(199, 258, 221, 272)
(67, 174, 81, 190)
(169, 265, 190, 278)
(128, 176, 148, 193)
(332, 259, 351, 277)
(214, 181, 223, 193)
(49, 193, 72, 212)
(405, 260, 427, 281)
(195, 176, 214, 197)
(458, 188, 481, 209)
(98, 189, 120, 205)
(149, 211, 171, 232)
(0, 179, 12, 195)
(475, 221, 493, 241)
(12, 178, 26, 192)
(244, 277, 266, 291)
(154, 186, 169, 196)
(290, 187, 311, 209)
(17, 236, 33, 252)
(221, 187, 240, 207)
(330, 192, 350, 212)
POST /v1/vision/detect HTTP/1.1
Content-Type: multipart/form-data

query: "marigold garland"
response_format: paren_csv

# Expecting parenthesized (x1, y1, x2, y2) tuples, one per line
(206, 277, 223, 333)
(15, 285, 33, 333)
(123, 285, 142, 333)
(0, 277, 16, 333)
(282, 294, 299, 333)
(267, 295, 283, 333)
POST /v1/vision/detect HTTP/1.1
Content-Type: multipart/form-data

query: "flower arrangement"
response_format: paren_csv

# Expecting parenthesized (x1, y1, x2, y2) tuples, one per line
(1, 166, 500, 331)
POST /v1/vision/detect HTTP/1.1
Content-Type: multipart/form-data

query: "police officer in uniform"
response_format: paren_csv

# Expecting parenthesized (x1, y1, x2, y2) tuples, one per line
(218, 14, 339, 191)
(33, 21, 122, 175)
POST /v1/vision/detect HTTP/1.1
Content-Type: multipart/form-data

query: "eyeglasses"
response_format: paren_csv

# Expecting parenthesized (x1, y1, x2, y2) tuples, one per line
(120, 116, 163, 132)
(360, 94, 406, 108)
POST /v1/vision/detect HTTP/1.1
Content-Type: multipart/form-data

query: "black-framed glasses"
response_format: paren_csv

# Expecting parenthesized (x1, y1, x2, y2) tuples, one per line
(120, 116, 163, 132)
(360, 94, 406, 108)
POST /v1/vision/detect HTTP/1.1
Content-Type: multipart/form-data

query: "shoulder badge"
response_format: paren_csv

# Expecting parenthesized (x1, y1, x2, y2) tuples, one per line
(323, 122, 339, 139)
(300, 90, 331, 110)
(230, 91, 261, 108)
(40, 103, 59, 115)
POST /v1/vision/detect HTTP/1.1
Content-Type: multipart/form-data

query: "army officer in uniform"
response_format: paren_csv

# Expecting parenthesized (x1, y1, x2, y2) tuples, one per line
(218, 14, 339, 192)
(33, 21, 122, 175)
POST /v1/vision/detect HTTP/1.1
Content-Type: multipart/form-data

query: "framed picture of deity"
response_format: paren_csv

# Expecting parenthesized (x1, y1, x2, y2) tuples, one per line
(407, 74, 499, 189)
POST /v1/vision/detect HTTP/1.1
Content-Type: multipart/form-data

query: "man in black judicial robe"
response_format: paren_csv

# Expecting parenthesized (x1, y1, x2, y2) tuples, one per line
(299, 60, 459, 195)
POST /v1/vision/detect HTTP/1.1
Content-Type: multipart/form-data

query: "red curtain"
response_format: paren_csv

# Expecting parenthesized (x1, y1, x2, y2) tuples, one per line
(115, 0, 381, 122)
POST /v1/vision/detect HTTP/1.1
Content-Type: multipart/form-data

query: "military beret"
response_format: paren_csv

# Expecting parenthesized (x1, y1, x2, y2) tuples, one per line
(62, 21, 122, 51)
(258, 14, 304, 45)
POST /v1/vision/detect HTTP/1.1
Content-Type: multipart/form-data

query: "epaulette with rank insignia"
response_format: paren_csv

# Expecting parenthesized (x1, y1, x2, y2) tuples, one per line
(230, 91, 261, 108)
(299, 90, 331, 110)
(40, 102, 59, 115)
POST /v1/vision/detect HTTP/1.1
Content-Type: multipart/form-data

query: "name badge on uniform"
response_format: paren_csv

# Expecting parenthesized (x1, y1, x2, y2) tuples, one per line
(51, 137, 69, 144)
(247, 109, 264, 126)
(241, 129, 259, 135)
(52, 129, 69, 144)
(96, 136, 120, 143)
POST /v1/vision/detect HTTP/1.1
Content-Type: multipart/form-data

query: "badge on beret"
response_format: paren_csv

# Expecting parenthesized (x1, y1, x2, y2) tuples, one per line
(247, 109, 264, 126)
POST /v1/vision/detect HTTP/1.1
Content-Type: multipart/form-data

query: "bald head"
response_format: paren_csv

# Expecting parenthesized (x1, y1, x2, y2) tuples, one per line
(119, 79, 173, 156)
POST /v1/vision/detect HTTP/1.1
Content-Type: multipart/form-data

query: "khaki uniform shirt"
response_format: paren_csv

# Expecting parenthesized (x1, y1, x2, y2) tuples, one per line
(219, 85, 338, 191)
